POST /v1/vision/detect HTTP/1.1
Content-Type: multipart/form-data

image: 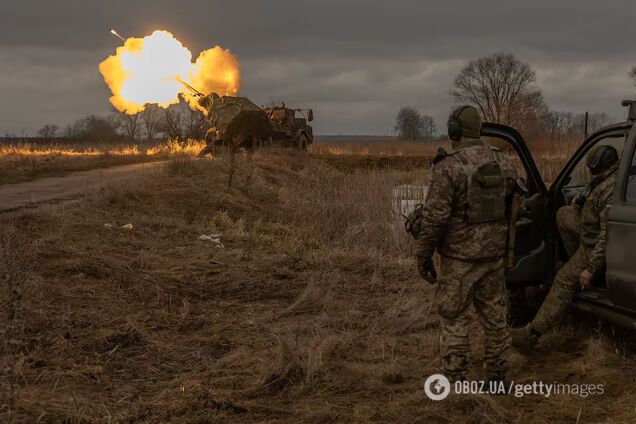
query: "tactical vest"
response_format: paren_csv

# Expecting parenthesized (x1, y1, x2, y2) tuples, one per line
(452, 147, 506, 224)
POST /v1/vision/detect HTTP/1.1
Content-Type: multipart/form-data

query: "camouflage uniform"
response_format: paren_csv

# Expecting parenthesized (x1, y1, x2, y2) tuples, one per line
(556, 205, 580, 257)
(416, 138, 517, 381)
(530, 163, 618, 333)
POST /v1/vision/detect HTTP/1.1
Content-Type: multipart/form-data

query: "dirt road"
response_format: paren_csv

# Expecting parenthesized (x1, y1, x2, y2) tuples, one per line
(0, 161, 166, 211)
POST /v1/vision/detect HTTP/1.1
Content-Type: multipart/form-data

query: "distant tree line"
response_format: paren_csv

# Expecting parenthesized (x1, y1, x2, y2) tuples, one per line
(32, 100, 209, 144)
(394, 53, 632, 143)
(449, 53, 616, 143)
(393, 107, 436, 140)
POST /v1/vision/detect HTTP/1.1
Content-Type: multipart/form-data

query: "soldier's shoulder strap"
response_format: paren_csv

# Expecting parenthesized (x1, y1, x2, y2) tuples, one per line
(486, 145, 505, 163)
(431, 147, 449, 165)
(449, 149, 477, 180)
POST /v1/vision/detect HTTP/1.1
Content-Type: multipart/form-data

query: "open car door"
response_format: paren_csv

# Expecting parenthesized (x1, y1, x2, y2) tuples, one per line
(545, 103, 635, 327)
(605, 115, 636, 316)
(480, 123, 552, 286)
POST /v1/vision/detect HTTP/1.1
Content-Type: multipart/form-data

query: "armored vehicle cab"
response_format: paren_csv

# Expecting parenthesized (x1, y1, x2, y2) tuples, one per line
(263, 104, 314, 150)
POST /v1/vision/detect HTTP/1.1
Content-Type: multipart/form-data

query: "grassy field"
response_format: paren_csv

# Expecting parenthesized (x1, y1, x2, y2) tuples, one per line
(309, 137, 581, 182)
(0, 135, 580, 187)
(2, 149, 635, 423)
(0, 140, 206, 185)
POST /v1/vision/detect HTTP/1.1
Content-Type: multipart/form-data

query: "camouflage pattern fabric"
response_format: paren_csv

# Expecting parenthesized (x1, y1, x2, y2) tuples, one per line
(556, 205, 580, 257)
(578, 164, 618, 277)
(531, 248, 587, 334)
(200, 94, 272, 142)
(437, 257, 509, 380)
(416, 138, 517, 261)
(531, 164, 617, 334)
(416, 138, 516, 379)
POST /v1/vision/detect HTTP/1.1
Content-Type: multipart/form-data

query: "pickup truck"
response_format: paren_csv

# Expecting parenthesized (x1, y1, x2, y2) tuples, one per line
(488, 100, 636, 329)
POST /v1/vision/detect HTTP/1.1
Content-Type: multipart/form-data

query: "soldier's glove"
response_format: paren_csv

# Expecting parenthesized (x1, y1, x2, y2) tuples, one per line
(417, 257, 437, 284)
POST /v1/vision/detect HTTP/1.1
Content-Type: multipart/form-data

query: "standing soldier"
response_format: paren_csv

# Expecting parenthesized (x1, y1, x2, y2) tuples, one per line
(512, 145, 619, 350)
(415, 105, 517, 382)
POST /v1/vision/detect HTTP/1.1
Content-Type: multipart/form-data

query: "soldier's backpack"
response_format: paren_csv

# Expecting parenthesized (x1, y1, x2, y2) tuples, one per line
(452, 147, 506, 224)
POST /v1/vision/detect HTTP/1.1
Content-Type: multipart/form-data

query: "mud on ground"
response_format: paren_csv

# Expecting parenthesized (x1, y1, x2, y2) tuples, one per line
(1, 151, 635, 423)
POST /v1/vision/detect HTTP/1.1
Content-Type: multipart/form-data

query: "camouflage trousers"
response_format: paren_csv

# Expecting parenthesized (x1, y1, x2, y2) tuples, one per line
(436, 256, 509, 380)
(531, 206, 585, 334)
(557, 205, 581, 256)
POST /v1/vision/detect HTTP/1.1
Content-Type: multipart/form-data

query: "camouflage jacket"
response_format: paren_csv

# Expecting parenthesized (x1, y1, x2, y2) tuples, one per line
(416, 139, 517, 261)
(576, 163, 617, 277)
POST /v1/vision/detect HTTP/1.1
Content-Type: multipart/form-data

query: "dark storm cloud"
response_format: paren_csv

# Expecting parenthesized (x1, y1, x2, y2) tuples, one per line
(1, 0, 635, 135)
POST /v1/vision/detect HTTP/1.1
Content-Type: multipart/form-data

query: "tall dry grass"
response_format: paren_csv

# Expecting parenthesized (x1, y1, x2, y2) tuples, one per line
(309, 139, 445, 157)
(0, 139, 206, 184)
(283, 166, 424, 257)
(310, 135, 584, 183)
(0, 139, 206, 157)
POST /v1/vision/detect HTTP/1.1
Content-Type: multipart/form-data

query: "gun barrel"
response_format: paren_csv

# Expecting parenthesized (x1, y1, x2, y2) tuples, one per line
(177, 77, 204, 97)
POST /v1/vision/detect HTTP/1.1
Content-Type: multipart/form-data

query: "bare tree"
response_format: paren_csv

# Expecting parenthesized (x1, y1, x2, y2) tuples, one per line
(36, 124, 59, 141)
(451, 53, 545, 131)
(630, 66, 636, 87)
(421, 115, 436, 138)
(543, 111, 576, 140)
(64, 115, 120, 143)
(116, 111, 141, 141)
(183, 106, 209, 140)
(542, 110, 610, 141)
(586, 112, 611, 134)
(159, 108, 183, 140)
(159, 101, 209, 141)
(140, 104, 161, 141)
(394, 106, 434, 140)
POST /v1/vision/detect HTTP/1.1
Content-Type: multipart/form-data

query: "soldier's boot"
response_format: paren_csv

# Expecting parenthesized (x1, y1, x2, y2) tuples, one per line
(511, 325, 540, 353)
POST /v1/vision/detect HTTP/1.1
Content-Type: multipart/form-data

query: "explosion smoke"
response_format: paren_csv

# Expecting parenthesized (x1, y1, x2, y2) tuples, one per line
(99, 30, 240, 114)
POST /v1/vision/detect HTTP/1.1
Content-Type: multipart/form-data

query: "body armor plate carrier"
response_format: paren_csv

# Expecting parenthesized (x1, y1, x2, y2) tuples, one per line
(452, 147, 506, 224)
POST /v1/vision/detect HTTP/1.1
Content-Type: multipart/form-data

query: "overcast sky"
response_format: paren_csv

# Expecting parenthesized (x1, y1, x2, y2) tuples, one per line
(1, 0, 635, 136)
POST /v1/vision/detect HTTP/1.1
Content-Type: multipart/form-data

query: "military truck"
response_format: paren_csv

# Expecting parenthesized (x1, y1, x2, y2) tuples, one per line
(492, 100, 636, 329)
(196, 93, 313, 155)
(263, 103, 314, 150)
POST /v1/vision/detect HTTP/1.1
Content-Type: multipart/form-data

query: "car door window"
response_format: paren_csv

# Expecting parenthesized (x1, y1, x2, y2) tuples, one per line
(625, 146, 636, 202)
(564, 135, 626, 188)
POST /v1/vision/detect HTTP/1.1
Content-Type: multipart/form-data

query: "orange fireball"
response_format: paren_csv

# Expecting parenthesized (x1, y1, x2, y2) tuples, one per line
(99, 30, 240, 114)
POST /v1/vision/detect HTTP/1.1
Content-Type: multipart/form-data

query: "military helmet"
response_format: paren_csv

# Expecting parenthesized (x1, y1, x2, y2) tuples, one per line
(447, 105, 482, 141)
(586, 145, 618, 175)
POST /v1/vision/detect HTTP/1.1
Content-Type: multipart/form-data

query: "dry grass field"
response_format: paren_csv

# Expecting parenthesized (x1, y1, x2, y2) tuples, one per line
(309, 137, 581, 182)
(0, 135, 578, 186)
(2, 146, 636, 423)
(0, 140, 206, 185)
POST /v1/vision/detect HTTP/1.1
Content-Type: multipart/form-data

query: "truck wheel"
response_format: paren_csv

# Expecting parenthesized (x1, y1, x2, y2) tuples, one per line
(297, 134, 308, 151)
